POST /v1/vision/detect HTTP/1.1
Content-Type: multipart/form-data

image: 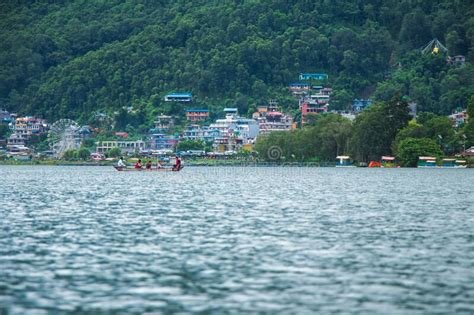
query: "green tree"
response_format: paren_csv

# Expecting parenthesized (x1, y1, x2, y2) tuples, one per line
(463, 96, 474, 147)
(350, 96, 410, 162)
(106, 147, 121, 158)
(396, 137, 443, 167)
(63, 149, 78, 161)
(424, 116, 458, 154)
(467, 96, 474, 119)
(77, 147, 90, 160)
(177, 140, 205, 152)
(0, 124, 9, 139)
(81, 138, 95, 149)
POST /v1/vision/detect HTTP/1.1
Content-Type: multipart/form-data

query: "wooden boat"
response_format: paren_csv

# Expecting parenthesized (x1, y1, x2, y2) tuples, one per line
(114, 165, 183, 172)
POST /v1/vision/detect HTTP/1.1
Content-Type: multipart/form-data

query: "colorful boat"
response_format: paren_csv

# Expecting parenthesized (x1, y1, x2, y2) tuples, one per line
(417, 156, 437, 168)
(454, 160, 468, 168)
(336, 156, 355, 167)
(440, 158, 467, 168)
(381, 156, 399, 168)
(368, 161, 381, 167)
(441, 158, 456, 168)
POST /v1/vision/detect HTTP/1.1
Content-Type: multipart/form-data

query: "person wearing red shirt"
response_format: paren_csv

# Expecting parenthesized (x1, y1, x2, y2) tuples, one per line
(134, 159, 142, 169)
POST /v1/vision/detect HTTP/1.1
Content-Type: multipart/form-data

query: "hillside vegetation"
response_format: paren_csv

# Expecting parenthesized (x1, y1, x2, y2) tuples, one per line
(1, 0, 473, 122)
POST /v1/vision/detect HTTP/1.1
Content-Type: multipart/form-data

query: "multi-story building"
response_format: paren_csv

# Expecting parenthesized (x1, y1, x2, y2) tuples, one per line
(186, 109, 209, 122)
(209, 108, 259, 142)
(209, 108, 259, 152)
(182, 125, 220, 142)
(288, 83, 311, 98)
(300, 101, 329, 125)
(154, 115, 174, 132)
(149, 134, 178, 151)
(7, 133, 27, 147)
(449, 108, 468, 128)
(95, 140, 146, 154)
(9, 117, 48, 137)
(253, 101, 294, 134)
(299, 89, 332, 125)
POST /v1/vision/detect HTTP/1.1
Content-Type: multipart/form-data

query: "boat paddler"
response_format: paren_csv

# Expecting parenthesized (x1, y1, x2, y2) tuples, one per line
(145, 160, 152, 170)
(134, 159, 142, 169)
(117, 157, 126, 168)
(173, 156, 181, 171)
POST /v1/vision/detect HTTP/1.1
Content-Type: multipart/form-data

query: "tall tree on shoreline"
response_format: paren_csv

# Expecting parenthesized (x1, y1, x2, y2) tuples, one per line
(350, 96, 410, 162)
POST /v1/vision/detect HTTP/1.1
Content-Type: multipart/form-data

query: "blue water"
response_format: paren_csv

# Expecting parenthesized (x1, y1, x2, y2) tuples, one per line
(1, 166, 473, 314)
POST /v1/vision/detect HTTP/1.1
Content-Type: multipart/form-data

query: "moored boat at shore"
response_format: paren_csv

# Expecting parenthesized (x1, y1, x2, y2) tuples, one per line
(417, 156, 437, 168)
(381, 156, 399, 168)
(439, 158, 467, 168)
(336, 156, 355, 167)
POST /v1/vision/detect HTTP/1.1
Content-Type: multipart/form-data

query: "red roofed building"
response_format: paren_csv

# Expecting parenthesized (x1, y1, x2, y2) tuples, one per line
(186, 109, 209, 122)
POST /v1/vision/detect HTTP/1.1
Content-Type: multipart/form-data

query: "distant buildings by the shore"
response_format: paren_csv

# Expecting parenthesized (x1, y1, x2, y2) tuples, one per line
(0, 72, 469, 160)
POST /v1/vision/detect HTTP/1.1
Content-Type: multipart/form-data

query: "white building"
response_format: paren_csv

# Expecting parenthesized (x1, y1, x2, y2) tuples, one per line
(209, 108, 259, 143)
(95, 140, 146, 154)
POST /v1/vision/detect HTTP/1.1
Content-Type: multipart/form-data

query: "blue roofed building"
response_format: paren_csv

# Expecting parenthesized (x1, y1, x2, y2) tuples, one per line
(164, 92, 192, 102)
(149, 134, 178, 150)
(299, 73, 328, 81)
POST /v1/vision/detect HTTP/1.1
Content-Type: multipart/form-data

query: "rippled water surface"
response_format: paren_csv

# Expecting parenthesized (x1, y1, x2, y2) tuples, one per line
(1, 166, 473, 314)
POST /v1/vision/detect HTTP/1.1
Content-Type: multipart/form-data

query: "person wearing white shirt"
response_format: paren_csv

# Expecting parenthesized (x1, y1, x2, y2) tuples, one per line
(117, 157, 126, 167)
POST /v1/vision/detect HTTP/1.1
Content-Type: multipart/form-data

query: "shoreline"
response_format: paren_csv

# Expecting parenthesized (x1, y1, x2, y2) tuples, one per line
(0, 160, 472, 168)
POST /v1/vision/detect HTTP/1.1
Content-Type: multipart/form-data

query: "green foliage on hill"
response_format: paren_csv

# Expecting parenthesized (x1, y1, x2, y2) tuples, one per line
(1, 0, 473, 122)
(255, 113, 352, 161)
(256, 95, 467, 163)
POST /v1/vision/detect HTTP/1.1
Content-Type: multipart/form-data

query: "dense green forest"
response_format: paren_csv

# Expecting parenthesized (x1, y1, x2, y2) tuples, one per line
(1, 0, 473, 123)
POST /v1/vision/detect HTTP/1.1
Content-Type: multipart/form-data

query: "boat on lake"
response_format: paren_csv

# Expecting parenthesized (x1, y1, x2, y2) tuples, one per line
(114, 165, 183, 172)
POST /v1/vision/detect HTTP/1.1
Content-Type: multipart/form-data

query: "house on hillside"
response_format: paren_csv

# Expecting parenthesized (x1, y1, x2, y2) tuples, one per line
(154, 115, 174, 132)
(448, 109, 468, 128)
(164, 92, 192, 102)
(446, 55, 465, 67)
(149, 134, 178, 150)
(186, 109, 209, 122)
(299, 73, 328, 81)
(352, 99, 372, 113)
(253, 101, 294, 134)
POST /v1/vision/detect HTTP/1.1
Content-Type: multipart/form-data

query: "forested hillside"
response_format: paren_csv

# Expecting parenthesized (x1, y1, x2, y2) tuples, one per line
(1, 0, 473, 122)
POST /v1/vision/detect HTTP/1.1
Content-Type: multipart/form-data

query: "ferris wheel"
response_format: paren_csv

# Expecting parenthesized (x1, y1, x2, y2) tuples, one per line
(48, 119, 81, 157)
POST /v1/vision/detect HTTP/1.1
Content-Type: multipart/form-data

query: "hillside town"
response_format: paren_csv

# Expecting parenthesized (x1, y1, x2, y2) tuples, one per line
(0, 71, 472, 165)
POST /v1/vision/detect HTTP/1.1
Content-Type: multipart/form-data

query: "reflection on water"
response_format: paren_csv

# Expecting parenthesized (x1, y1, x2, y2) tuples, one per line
(1, 166, 473, 313)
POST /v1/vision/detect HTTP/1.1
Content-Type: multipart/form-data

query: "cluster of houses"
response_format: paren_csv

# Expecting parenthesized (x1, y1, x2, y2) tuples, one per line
(146, 105, 291, 154)
(0, 110, 48, 160)
(0, 72, 470, 159)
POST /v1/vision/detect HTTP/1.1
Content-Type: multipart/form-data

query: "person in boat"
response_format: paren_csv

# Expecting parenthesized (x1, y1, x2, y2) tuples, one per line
(156, 159, 163, 169)
(117, 157, 126, 168)
(134, 159, 142, 169)
(145, 160, 152, 170)
(173, 156, 181, 171)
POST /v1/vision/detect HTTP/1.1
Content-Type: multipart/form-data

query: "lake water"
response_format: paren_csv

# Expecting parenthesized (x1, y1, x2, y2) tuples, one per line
(1, 166, 473, 314)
